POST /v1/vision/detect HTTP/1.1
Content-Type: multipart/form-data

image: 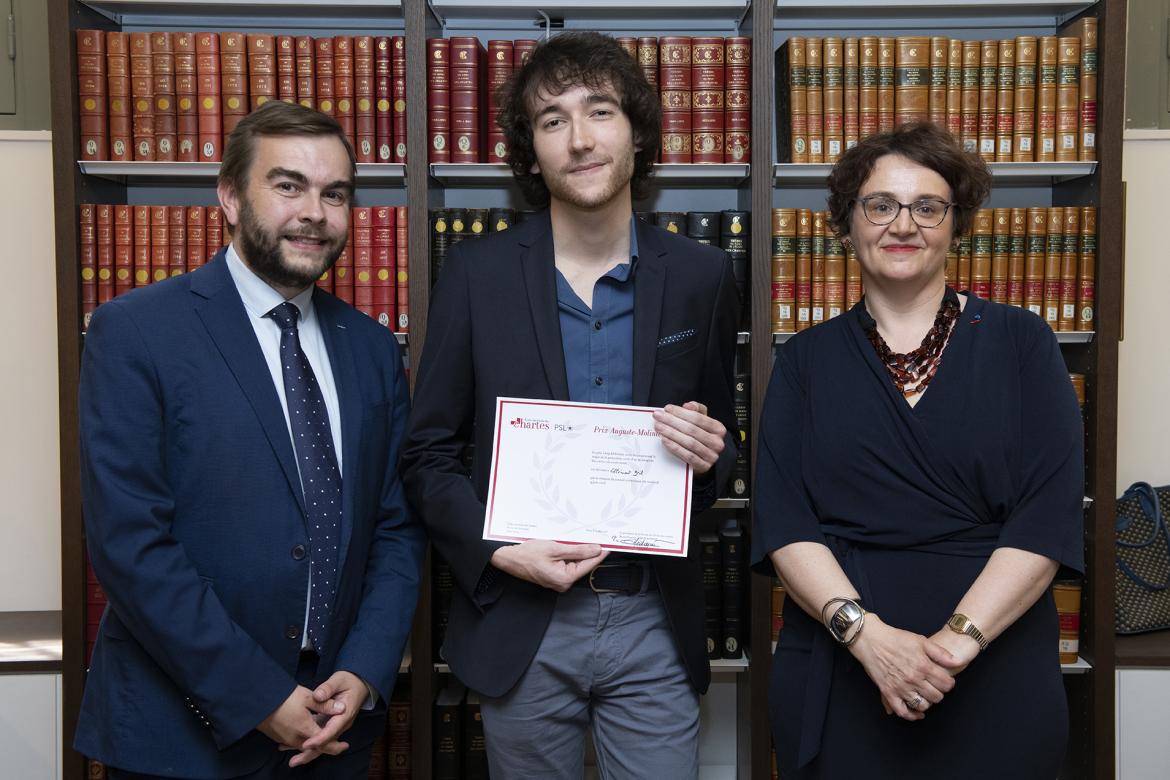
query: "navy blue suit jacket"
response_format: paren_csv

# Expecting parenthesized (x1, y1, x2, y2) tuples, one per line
(400, 211, 738, 699)
(74, 251, 425, 777)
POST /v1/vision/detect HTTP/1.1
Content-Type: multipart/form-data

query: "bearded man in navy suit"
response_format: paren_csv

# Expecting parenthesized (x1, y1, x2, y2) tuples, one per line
(76, 100, 424, 778)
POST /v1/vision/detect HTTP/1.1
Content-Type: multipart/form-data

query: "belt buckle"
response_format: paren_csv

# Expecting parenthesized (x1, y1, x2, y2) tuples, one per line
(588, 565, 624, 594)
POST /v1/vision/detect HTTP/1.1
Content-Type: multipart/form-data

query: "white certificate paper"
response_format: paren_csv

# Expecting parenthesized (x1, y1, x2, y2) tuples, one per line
(483, 398, 693, 557)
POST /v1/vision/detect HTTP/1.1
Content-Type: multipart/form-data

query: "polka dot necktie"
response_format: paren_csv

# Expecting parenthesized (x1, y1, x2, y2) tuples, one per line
(267, 301, 341, 650)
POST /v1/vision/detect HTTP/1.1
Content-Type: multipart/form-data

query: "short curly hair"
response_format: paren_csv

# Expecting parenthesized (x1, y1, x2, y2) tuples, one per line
(826, 122, 992, 241)
(496, 31, 661, 206)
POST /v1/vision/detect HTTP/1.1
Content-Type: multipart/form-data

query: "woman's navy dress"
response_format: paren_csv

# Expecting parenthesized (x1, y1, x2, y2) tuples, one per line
(751, 293, 1084, 779)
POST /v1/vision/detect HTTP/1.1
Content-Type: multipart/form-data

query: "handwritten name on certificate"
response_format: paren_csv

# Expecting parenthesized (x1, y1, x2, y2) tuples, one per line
(483, 398, 693, 557)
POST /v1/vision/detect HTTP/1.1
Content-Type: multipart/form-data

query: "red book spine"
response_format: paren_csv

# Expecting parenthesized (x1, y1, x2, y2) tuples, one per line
(487, 39, 513, 163)
(428, 38, 450, 163)
(247, 34, 277, 111)
(725, 36, 751, 163)
(396, 206, 409, 332)
(354, 36, 375, 162)
(660, 37, 692, 163)
(352, 207, 373, 316)
(129, 32, 155, 160)
(151, 32, 177, 161)
(392, 36, 407, 163)
(79, 204, 97, 329)
(450, 36, 482, 163)
(77, 30, 108, 160)
(334, 36, 356, 151)
(95, 204, 114, 304)
(205, 206, 223, 256)
(333, 236, 354, 304)
(150, 205, 169, 284)
(196, 32, 223, 161)
(132, 205, 150, 288)
(692, 37, 725, 164)
(296, 36, 316, 109)
(174, 33, 198, 161)
(372, 205, 396, 329)
(375, 37, 392, 163)
(106, 32, 131, 161)
(86, 555, 106, 663)
(275, 36, 295, 103)
(186, 206, 207, 270)
(168, 206, 187, 277)
(220, 32, 248, 138)
(113, 204, 133, 296)
(315, 36, 335, 117)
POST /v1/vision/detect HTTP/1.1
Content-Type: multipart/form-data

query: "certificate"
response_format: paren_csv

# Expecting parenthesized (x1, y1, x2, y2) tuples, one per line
(483, 397, 693, 557)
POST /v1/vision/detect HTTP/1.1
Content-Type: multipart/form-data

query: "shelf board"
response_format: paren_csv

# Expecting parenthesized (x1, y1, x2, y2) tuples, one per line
(430, 0, 750, 26)
(710, 656, 750, 672)
(713, 498, 749, 510)
(774, 330, 1095, 345)
(78, 161, 406, 186)
(79, 0, 403, 27)
(774, 0, 1093, 25)
(1116, 632, 1170, 668)
(430, 162, 748, 187)
(774, 161, 1096, 186)
(1061, 655, 1092, 674)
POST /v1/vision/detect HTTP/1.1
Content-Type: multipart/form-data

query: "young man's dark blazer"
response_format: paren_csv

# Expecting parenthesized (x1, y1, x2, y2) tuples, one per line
(74, 250, 426, 777)
(401, 210, 738, 698)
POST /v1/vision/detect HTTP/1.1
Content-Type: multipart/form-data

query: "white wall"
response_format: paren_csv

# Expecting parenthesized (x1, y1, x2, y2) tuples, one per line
(0, 131, 60, 611)
(1118, 134, 1170, 490)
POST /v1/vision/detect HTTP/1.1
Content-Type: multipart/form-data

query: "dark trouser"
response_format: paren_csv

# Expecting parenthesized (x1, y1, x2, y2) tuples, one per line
(108, 652, 384, 780)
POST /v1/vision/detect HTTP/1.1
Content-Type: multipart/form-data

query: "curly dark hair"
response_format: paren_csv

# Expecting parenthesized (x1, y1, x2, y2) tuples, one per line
(496, 31, 661, 206)
(826, 122, 992, 241)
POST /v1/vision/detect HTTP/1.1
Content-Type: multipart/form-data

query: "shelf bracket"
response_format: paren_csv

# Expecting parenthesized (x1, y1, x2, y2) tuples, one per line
(425, 0, 445, 29)
(736, 0, 752, 31)
(536, 9, 552, 40)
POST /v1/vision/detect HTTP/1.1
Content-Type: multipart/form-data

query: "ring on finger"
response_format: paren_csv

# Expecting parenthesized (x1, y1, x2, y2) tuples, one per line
(905, 692, 925, 711)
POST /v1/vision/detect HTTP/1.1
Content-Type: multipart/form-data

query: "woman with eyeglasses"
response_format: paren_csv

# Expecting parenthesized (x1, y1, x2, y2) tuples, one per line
(752, 122, 1084, 778)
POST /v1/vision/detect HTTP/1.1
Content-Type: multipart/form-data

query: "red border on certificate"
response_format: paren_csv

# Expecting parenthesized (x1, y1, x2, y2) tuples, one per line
(484, 397, 693, 556)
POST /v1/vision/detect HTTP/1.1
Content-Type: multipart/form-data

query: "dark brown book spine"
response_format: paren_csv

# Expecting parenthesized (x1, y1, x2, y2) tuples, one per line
(970, 208, 993, 299)
(995, 39, 1015, 161)
(810, 211, 826, 326)
(946, 39, 962, 139)
(487, 39, 513, 163)
(781, 37, 808, 163)
(428, 38, 450, 163)
(220, 32, 247, 137)
(130, 32, 155, 160)
(387, 696, 412, 778)
(77, 30, 108, 160)
(1077, 206, 1096, 330)
(1013, 36, 1038, 161)
(174, 33, 197, 161)
(637, 37, 658, 87)
(824, 230, 846, 320)
(196, 32, 222, 161)
(1009, 207, 1027, 307)
(795, 209, 812, 330)
(1058, 207, 1080, 330)
(990, 208, 1010, 303)
(1056, 37, 1080, 161)
(957, 230, 972, 293)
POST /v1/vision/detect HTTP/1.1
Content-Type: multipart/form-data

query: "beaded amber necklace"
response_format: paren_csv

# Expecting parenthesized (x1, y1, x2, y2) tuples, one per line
(862, 290, 961, 398)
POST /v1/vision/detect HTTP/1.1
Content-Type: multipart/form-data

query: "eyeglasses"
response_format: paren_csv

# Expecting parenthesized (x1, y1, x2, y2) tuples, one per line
(853, 195, 956, 228)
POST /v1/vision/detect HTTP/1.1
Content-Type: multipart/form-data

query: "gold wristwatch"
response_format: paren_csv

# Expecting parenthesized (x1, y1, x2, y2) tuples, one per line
(946, 612, 989, 651)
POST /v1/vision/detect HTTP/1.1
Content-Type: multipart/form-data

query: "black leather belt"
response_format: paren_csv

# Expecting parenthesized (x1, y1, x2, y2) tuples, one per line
(575, 562, 657, 594)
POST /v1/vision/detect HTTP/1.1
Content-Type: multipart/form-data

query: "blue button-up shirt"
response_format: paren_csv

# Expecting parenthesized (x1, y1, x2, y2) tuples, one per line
(554, 217, 638, 405)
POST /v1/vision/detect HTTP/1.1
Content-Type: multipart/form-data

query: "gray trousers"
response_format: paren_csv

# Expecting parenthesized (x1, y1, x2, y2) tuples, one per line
(479, 587, 700, 779)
